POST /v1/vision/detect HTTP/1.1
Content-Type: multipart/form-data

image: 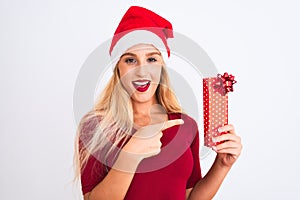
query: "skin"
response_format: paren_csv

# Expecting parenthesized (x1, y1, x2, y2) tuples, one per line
(84, 44, 242, 200)
(117, 44, 166, 128)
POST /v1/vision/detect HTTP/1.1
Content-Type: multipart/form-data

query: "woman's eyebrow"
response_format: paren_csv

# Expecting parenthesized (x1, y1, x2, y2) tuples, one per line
(120, 52, 137, 58)
(120, 51, 161, 59)
(146, 52, 161, 56)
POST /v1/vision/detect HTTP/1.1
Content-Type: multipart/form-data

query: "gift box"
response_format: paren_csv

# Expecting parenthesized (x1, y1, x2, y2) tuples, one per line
(203, 73, 236, 147)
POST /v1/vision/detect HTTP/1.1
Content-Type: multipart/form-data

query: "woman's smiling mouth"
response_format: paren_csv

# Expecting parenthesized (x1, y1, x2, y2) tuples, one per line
(132, 80, 151, 92)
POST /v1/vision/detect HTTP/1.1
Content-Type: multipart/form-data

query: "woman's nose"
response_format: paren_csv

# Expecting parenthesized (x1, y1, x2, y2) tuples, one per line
(135, 64, 147, 77)
(134, 57, 149, 77)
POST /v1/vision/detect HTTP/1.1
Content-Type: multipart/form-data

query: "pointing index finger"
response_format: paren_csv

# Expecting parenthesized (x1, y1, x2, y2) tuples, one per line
(161, 119, 184, 131)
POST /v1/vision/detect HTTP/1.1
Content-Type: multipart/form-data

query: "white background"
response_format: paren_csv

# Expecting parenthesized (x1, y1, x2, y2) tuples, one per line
(1, 0, 300, 199)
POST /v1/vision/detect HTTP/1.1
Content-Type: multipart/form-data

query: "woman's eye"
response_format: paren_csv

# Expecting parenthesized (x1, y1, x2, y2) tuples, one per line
(125, 58, 136, 64)
(147, 57, 157, 62)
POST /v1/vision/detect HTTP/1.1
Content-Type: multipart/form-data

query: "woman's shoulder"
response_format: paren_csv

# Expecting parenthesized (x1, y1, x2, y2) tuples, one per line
(79, 110, 104, 135)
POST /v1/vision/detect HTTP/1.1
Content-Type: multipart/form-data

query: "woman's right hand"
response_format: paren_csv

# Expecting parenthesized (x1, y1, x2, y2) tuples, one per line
(112, 119, 184, 173)
(122, 119, 184, 160)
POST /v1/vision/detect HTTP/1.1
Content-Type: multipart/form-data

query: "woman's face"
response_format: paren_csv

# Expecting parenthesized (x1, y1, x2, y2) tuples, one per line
(117, 44, 163, 104)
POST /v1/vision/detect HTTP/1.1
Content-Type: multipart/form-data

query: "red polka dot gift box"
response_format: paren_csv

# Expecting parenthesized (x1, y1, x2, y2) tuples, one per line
(203, 72, 237, 147)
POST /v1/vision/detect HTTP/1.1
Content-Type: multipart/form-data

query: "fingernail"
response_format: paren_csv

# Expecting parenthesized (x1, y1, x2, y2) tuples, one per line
(212, 137, 217, 143)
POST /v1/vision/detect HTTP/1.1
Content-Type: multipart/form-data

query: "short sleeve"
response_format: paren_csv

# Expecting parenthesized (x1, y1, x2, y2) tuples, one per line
(78, 113, 108, 195)
(186, 125, 202, 189)
(80, 150, 107, 195)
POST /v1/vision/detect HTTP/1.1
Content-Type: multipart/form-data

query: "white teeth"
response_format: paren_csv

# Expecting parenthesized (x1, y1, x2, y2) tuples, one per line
(133, 81, 150, 86)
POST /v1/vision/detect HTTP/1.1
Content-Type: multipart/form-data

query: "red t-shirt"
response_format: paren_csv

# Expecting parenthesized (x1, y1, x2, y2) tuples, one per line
(80, 112, 202, 199)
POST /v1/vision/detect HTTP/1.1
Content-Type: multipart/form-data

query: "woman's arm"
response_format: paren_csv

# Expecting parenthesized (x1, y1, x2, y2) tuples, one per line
(187, 156, 231, 200)
(188, 124, 242, 200)
(84, 151, 141, 200)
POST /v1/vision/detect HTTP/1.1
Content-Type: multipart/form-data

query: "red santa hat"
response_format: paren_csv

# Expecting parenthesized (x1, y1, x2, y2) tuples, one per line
(109, 6, 174, 66)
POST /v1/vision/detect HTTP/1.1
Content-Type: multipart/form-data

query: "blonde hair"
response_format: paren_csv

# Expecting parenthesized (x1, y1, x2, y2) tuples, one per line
(74, 55, 183, 182)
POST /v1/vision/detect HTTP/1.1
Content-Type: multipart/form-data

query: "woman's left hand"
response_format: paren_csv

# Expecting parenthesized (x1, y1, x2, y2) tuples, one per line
(212, 124, 242, 168)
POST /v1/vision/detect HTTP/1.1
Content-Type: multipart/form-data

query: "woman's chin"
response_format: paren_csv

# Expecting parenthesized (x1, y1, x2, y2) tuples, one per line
(131, 92, 155, 103)
(131, 89, 157, 104)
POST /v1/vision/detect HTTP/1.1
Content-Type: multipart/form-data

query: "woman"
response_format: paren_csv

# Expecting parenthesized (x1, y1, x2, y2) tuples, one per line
(74, 6, 242, 200)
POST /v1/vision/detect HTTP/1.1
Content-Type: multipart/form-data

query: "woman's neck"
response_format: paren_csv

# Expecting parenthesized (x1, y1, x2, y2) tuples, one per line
(132, 98, 158, 116)
(132, 99, 168, 128)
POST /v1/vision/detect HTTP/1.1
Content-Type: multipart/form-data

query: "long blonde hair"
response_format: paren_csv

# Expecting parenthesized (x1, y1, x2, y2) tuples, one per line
(74, 56, 183, 181)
